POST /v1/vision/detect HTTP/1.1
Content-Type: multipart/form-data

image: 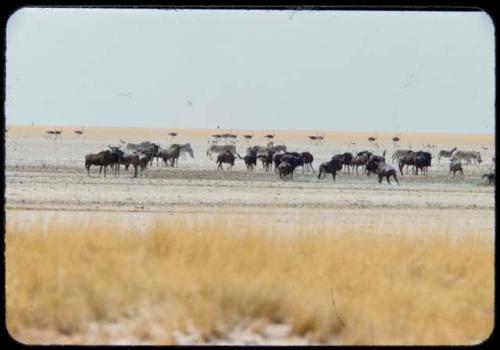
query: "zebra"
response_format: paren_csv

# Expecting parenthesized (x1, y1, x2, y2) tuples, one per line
(437, 147, 457, 164)
(206, 144, 236, 159)
(391, 149, 413, 163)
(451, 150, 482, 165)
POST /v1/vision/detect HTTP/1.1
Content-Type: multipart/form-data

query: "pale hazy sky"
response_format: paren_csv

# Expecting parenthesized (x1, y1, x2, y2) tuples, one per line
(5, 8, 495, 134)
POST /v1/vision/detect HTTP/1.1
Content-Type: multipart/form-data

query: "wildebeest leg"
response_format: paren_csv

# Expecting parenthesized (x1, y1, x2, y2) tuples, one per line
(99, 165, 103, 177)
(87, 166, 90, 177)
(378, 175, 383, 184)
(134, 165, 138, 177)
(393, 173, 399, 184)
(386, 175, 391, 184)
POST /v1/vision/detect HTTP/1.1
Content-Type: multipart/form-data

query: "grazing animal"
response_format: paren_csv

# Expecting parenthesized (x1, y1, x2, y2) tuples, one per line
(159, 144, 182, 167)
(366, 157, 399, 184)
(482, 172, 495, 185)
(414, 151, 432, 175)
(351, 151, 372, 175)
(392, 149, 413, 163)
(449, 160, 463, 178)
(239, 149, 257, 171)
(300, 152, 315, 173)
(178, 143, 194, 159)
(437, 147, 457, 164)
(398, 152, 416, 175)
(217, 151, 236, 171)
(257, 150, 275, 172)
(317, 156, 343, 181)
(119, 153, 140, 177)
(126, 142, 160, 166)
(207, 144, 236, 159)
(339, 152, 353, 175)
(278, 161, 295, 180)
(85, 145, 124, 177)
(451, 150, 482, 165)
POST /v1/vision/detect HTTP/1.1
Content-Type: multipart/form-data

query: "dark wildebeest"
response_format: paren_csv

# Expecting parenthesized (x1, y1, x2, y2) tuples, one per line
(217, 151, 236, 171)
(351, 151, 372, 175)
(85, 145, 124, 177)
(278, 161, 296, 180)
(300, 152, 315, 173)
(243, 151, 257, 171)
(159, 144, 182, 167)
(339, 152, 353, 175)
(449, 160, 463, 178)
(398, 151, 416, 175)
(119, 153, 140, 177)
(414, 151, 432, 175)
(392, 149, 413, 163)
(257, 149, 275, 172)
(366, 157, 399, 184)
(317, 156, 343, 181)
(126, 142, 161, 166)
(482, 172, 495, 185)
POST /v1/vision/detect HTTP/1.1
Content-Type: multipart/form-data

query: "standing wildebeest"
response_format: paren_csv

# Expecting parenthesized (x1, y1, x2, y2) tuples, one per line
(85, 145, 124, 177)
(398, 151, 416, 175)
(414, 151, 432, 175)
(300, 152, 315, 173)
(437, 147, 457, 164)
(257, 149, 275, 172)
(126, 142, 160, 166)
(366, 157, 399, 184)
(217, 151, 236, 171)
(339, 152, 353, 174)
(159, 144, 182, 167)
(451, 150, 482, 165)
(449, 160, 463, 178)
(392, 149, 413, 163)
(238, 148, 257, 171)
(207, 144, 236, 159)
(482, 172, 495, 185)
(118, 153, 140, 177)
(317, 156, 343, 181)
(278, 161, 296, 180)
(351, 151, 372, 175)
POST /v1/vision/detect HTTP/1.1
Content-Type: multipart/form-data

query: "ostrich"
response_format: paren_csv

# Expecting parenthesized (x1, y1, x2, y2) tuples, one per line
(243, 131, 254, 142)
(264, 131, 275, 140)
(392, 135, 400, 148)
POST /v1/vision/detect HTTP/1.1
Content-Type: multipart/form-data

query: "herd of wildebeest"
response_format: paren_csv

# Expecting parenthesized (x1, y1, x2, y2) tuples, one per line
(84, 140, 495, 185)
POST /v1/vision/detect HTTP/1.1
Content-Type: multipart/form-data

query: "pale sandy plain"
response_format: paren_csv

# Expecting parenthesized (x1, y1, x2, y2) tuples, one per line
(4, 125, 496, 344)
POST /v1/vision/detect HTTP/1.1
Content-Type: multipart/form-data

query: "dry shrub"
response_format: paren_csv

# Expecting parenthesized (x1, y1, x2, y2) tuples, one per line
(5, 214, 494, 345)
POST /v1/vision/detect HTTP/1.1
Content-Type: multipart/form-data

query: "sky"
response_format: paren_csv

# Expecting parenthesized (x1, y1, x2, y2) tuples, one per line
(5, 8, 495, 134)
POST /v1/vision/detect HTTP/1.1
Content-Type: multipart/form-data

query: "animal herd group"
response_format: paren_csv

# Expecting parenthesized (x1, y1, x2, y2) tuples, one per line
(84, 141, 194, 177)
(84, 140, 495, 185)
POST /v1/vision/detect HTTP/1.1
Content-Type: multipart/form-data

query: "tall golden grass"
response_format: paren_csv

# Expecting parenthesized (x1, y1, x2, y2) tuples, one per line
(6, 215, 494, 345)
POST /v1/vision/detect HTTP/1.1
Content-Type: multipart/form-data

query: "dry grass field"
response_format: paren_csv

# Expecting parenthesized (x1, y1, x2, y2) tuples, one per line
(6, 215, 494, 345)
(4, 125, 495, 345)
